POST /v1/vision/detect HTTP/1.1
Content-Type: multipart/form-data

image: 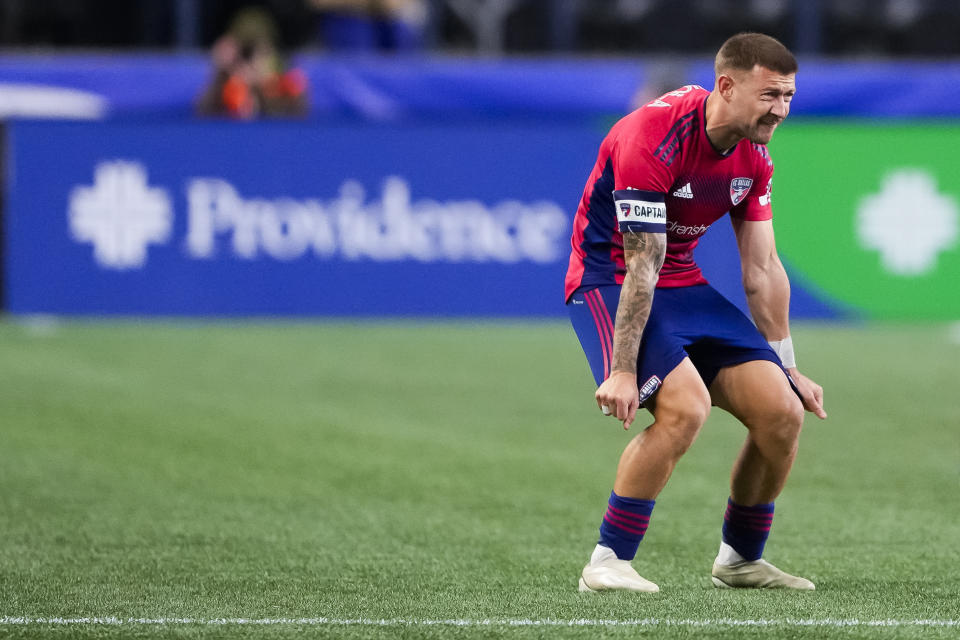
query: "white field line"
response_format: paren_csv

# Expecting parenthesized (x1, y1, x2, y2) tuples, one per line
(0, 617, 958, 628)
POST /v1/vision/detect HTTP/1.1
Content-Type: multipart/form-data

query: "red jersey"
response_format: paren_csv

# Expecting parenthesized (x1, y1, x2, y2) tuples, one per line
(564, 85, 775, 301)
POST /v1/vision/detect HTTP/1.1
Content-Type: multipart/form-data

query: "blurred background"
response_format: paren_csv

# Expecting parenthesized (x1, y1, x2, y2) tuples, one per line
(1, 0, 958, 320)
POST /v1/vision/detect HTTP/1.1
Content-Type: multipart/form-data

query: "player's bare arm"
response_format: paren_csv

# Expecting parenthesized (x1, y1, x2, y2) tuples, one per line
(595, 230, 666, 429)
(732, 217, 826, 419)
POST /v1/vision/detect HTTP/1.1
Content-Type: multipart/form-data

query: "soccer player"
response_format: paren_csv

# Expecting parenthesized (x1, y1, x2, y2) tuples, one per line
(565, 32, 826, 593)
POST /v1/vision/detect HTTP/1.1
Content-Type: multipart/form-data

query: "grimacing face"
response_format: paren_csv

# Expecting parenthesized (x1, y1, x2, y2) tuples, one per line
(728, 65, 796, 145)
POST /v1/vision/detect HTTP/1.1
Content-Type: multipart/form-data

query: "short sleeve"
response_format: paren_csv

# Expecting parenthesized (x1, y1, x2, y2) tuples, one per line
(609, 129, 676, 234)
(732, 149, 775, 221)
(611, 133, 675, 195)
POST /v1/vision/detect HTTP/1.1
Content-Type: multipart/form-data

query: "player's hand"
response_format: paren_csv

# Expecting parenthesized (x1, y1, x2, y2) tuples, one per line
(789, 368, 826, 419)
(595, 371, 640, 430)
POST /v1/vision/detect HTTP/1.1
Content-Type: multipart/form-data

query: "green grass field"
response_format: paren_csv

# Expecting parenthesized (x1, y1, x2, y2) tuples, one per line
(0, 319, 957, 639)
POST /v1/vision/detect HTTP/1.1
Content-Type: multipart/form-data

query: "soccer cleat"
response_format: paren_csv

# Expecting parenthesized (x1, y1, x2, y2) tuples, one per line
(578, 545, 659, 593)
(711, 558, 815, 590)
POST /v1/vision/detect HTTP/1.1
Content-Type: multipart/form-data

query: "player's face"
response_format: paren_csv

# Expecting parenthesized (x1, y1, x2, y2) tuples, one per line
(731, 65, 796, 144)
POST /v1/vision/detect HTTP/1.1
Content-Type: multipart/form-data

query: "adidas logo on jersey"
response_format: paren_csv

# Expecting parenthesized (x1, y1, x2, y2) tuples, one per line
(672, 183, 694, 199)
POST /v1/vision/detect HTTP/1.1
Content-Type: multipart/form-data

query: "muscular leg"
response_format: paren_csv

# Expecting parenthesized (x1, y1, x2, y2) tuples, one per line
(709, 360, 805, 505)
(580, 357, 710, 592)
(614, 357, 711, 499)
(707, 360, 815, 589)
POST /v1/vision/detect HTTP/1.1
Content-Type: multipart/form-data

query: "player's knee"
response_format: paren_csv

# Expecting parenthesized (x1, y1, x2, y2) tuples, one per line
(778, 393, 805, 436)
(755, 394, 804, 456)
(655, 388, 711, 456)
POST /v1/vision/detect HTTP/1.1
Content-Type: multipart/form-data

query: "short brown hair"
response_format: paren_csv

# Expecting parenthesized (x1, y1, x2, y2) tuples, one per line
(715, 32, 798, 76)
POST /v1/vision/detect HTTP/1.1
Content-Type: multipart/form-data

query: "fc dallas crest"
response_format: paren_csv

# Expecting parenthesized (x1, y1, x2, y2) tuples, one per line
(730, 177, 753, 206)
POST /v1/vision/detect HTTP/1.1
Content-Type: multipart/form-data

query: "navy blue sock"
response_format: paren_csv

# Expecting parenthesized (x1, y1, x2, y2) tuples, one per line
(598, 491, 655, 560)
(722, 498, 774, 561)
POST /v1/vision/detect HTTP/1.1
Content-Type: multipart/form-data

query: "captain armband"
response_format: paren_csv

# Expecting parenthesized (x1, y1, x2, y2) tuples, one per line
(613, 189, 667, 234)
(768, 336, 796, 369)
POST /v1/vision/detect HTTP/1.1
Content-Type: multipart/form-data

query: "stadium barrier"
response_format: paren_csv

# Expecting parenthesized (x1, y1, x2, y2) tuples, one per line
(4, 118, 956, 318)
(1, 54, 960, 121)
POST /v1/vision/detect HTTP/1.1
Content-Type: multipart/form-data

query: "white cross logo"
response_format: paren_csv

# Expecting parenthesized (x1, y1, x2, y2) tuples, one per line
(856, 169, 958, 276)
(69, 161, 173, 270)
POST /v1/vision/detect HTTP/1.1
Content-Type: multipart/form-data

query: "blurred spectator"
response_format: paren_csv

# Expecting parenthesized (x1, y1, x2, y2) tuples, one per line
(195, 7, 309, 119)
(306, 0, 427, 51)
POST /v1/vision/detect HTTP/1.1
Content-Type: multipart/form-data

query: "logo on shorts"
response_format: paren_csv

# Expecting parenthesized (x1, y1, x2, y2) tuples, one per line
(638, 375, 662, 404)
(730, 177, 753, 206)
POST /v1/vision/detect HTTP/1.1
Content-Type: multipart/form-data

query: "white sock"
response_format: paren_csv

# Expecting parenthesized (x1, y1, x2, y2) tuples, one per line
(590, 544, 618, 564)
(715, 541, 748, 566)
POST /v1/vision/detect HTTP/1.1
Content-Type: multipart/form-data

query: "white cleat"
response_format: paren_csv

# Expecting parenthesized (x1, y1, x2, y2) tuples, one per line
(578, 545, 659, 593)
(711, 558, 815, 590)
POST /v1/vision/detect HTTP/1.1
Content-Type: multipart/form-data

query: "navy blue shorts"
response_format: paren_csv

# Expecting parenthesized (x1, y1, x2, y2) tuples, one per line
(568, 284, 792, 406)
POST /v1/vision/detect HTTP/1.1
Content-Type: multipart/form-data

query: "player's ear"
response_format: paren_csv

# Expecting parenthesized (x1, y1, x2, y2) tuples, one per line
(716, 73, 736, 101)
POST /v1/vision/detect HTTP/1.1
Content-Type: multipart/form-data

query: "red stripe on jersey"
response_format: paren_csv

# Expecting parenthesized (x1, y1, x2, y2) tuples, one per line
(564, 211, 590, 299)
(564, 158, 612, 300)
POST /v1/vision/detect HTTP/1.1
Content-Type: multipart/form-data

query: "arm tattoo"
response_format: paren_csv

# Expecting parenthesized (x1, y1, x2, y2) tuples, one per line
(610, 231, 666, 374)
